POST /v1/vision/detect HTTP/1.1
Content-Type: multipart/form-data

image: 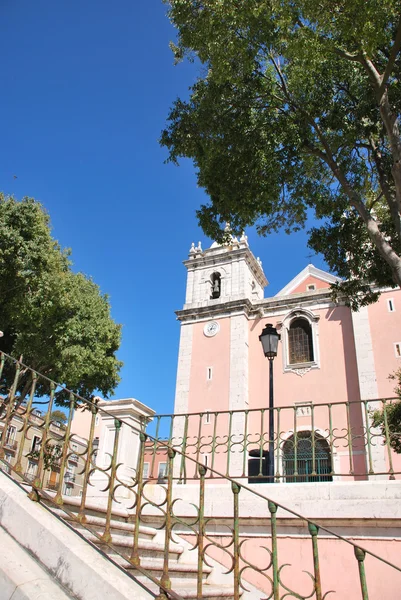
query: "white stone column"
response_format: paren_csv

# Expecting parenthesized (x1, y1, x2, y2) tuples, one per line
(88, 398, 155, 500)
(185, 267, 195, 304)
(352, 307, 387, 478)
(172, 323, 193, 477)
(228, 314, 249, 477)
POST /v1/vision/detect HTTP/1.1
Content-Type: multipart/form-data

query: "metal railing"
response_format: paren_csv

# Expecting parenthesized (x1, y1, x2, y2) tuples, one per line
(0, 350, 400, 599)
(143, 400, 401, 482)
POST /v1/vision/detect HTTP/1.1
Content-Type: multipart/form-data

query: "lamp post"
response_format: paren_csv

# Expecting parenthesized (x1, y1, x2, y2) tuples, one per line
(259, 323, 281, 483)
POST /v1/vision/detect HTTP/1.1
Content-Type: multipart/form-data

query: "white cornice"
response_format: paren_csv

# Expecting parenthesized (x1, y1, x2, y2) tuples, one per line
(176, 288, 340, 323)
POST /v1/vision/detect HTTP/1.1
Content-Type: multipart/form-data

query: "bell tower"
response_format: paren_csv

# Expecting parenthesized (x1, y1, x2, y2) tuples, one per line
(174, 231, 268, 422)
(183, 232, 267, 308)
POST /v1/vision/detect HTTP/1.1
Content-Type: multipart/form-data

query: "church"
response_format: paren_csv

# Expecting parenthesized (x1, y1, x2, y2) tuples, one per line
(171, 232, 401, 483)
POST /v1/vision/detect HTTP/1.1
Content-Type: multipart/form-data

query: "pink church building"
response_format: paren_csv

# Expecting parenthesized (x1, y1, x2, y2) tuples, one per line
(172, 234, 401, 483)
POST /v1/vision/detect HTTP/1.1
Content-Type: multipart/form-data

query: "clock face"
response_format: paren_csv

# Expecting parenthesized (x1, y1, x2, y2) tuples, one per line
(204, 320, 220, 337)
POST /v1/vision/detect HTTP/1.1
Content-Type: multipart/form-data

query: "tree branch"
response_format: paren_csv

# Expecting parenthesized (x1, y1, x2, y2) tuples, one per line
(379, 14, 401, 96)
(304, 116, 401, 285)
(269, 53, 298, 112)
(368, 136, 401, 238)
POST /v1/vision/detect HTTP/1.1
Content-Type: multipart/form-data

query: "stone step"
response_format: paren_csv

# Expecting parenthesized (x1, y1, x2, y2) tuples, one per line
(171, 586, 238, 599)
(86, 532, 184, 561)
(124, 558, 211, 582)
(128, 579, 237, 599)
(51, 509, 156, 540)
(43, 494, 132, 524)
(42, 494, 240, 599)
(111, 553, 211, 581)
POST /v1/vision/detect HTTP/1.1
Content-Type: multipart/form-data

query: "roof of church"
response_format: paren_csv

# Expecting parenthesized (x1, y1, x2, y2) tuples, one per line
(275, 264, 341, 297)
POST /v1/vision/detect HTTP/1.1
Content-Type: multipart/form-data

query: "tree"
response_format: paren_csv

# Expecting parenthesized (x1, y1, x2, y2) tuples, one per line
(161, 0, 401, 307)
(27, 441, 63, 471)
(50, 410, 68, 425)
(0, 194, 122, 406)
(372, 401, 401, 454)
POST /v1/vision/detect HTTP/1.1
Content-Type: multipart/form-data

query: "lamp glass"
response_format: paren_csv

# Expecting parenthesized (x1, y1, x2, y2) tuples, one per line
(259, 324, 280, 358)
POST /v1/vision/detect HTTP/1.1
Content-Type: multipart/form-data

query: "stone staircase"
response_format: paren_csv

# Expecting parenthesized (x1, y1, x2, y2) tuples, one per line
(46, 495, 247, 599)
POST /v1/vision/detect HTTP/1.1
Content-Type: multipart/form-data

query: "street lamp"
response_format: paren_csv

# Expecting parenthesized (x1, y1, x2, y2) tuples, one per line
(259, 323, 281, 482)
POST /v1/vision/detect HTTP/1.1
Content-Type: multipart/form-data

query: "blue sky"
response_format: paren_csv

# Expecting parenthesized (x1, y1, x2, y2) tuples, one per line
(0, 0, 327, 414)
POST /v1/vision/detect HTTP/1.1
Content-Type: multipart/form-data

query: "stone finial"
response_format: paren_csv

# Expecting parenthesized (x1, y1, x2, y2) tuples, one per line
(257, 257, 263, 267)
(189, 242, 196, 258)
(224, 222, 231, 232)
(240, 232, 248, 245)
(196, 241, 203, 253)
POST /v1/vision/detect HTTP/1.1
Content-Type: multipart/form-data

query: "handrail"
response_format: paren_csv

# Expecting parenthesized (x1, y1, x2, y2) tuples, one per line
(0, 350, 400, 599)
(143, 397, 400, 482)
(150, 396, 400, 418)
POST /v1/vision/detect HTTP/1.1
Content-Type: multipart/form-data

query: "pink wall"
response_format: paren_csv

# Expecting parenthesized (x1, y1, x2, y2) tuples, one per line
(181, 305, 370, 480)
(70, 405, 101, 449)
(180, 531, 401, 600)
(188, 318, 231, 414)
(143, 441, 168, 481)
(249, 306, 361, 411)
(290, 274, 332, 294)
(367, 289, 401, 398)
(248, 307, 365, 479)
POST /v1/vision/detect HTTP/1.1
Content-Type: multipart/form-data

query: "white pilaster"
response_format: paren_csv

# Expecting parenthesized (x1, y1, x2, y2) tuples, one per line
(88, 398, 155, 500)
(172, 323, 194, 477)
(229, 315, 249, 476)
(173, 323, 193, 415)
(352, 307, 387, 477)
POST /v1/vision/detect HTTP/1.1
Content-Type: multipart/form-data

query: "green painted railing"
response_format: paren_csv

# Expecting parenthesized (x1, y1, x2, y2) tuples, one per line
(144, 399, 400, 482)
(0, 351, 400, 600)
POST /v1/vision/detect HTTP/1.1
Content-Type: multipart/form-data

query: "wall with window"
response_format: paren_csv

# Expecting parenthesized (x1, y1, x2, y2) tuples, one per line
(367, 289, 401, 397)
(143, 440, 168, 482)
(247, 304, 363, 479)
(248, 305, 361, 410)
(289, 274, 332, 294)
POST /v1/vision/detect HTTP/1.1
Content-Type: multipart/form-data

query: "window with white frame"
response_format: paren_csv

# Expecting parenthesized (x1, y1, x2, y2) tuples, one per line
(395, 343, 401, 358)
(387, 298, 395, 312)
(288, 318, 314, 364)
(158, 462, 167, 481)
(282, 310, 320, 372)
(307, 284, 316, 291)
(207, 367, 213, 381)
(5, 425, 16, 446)
(204, 410, 211, 425)
(143, 462, 150, 479)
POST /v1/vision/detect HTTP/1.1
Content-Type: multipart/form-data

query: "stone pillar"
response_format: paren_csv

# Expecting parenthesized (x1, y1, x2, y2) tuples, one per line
(228, 314, 249, 477)
(87, 398, 155, 500)
(172, 323, 193, 478)
(352, 307, 387, 478)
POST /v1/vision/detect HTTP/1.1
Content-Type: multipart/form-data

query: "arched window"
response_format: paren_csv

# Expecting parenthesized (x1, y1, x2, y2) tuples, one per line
(283, 432, 332, 483)
(288, 318, 314, 364)
(210, 272, 221, 299)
